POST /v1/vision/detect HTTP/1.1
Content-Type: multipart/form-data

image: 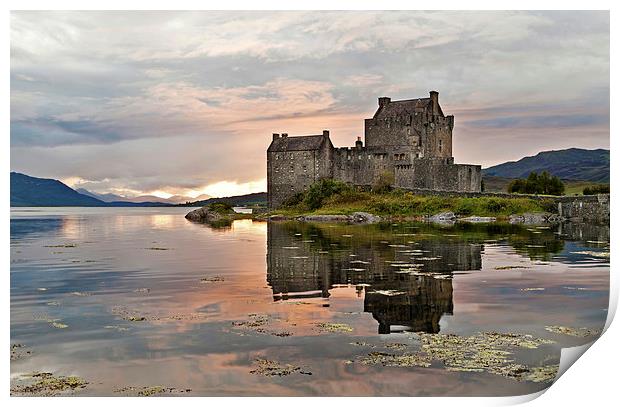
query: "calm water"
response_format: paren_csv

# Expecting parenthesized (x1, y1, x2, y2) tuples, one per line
(10, 207, 609, 396)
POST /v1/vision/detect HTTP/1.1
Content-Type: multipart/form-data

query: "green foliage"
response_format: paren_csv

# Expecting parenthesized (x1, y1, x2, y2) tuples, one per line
(583, 184, 610, 195)
(208, 202, 234, 214)
(507, 171, 565, 195)
(303, 179, 352, 210)
(371, 171, 395, 193)
(277, 180, 545, 217)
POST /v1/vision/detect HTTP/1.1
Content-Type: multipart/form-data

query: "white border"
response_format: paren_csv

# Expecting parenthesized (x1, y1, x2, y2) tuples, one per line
(3, 2, 617, 406)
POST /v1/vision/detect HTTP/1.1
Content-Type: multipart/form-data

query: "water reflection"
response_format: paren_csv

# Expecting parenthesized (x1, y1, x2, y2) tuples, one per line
(267, 222, 483, 333)
(266, 221, 607, 334)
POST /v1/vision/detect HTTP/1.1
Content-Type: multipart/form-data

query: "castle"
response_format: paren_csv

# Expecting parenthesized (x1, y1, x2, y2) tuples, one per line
(267, 91, 482, 208)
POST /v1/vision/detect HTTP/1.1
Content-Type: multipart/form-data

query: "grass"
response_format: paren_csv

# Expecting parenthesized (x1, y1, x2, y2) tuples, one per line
(272, 188, 549, 218)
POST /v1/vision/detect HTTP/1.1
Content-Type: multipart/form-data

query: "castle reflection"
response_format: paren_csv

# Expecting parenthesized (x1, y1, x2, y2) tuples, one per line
(266, 221, 483, 334)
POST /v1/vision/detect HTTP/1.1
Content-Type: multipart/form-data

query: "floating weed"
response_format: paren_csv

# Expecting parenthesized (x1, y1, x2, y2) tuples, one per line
(351, 331, 557, 383)
(144, 247, 171, 251)
(545, 326, 601, 337)
(249, 359, 312, 377)
(133, 288, 150, 294)
(359, 352, 432, 368)
(11, 343, 32, 360)
(521, 364, 559, 383)
(494, 265, 531, 270)
(71, 291, 92, 297)
(315, 322, 353, 333)
(11, 372, 87, 396)
(50, 321, 68, 329)
(114, 386, 191, 396)
(200, 276, 225, 283)
(385, 343, 409, 350)
(350, 341, 377, 348)
(44, 244, 77, 248)
(520, 288, 545, 292)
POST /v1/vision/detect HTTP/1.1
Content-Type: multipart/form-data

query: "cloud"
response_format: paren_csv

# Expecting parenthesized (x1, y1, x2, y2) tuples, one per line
(10, 11, 609, 196)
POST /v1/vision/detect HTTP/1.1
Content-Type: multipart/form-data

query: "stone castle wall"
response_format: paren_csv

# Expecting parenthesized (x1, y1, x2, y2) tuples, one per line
(394, 160, 482, 192)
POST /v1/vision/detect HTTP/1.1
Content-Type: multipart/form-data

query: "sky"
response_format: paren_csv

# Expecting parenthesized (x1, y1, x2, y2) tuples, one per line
(10, 11, 609, 199)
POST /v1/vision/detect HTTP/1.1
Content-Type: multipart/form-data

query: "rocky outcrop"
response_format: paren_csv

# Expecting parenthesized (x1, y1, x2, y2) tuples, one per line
(509, 212, 565, 225)
(278, 212, 383, 224)
(185, 207, 226, 223)
(428, 212, 456, 224)
(459, 216, 497, 223)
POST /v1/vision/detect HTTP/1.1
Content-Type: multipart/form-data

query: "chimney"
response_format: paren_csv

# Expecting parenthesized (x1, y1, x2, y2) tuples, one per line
(355, 136, 363, 149)
(429, 91, 439, 115)
(272, 133, 280, 140)
(323, 130, 330, 137)
(281, 133, 288, 138)
(378, 97, 391, 107)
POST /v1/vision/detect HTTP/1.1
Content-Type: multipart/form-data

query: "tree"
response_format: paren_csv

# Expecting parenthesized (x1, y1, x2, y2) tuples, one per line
(507, 171, 565, 196)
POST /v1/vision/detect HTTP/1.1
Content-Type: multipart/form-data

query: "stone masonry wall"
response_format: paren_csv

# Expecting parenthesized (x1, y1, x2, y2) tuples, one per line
(394, 160, 482, 192)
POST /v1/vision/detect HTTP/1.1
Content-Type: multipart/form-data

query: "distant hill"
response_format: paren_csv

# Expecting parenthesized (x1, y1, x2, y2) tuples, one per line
(184, 192, 267, 207)
(75, 188, 127, 202)
(76, 188, 210, 204)
(482, 148, 609, 182)
(11, 172, 172, 207)
(11, 172, 106, 207)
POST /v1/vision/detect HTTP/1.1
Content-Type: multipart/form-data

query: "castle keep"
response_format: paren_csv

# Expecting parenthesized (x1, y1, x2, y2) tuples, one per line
(267, 91, 482, 208)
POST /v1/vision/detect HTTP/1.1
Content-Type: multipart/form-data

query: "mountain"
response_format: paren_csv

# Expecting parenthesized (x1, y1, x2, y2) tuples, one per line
(11, 172, 105, 207)
(482, 148, 609, 182)
(11, 173, 172, 207)
(76, 188, 210, 204)
(75, 188, 127, 202)
(184, 192, 267, 207)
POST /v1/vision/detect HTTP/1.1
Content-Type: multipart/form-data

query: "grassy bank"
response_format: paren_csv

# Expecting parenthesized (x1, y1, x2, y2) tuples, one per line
(271, 180, 553, 218)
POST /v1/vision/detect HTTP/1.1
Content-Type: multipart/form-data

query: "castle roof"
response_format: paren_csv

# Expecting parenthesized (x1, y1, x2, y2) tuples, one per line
(268, 134, 328, 152)
(376, 98, 430, 116)
(373, 96, 444, 118)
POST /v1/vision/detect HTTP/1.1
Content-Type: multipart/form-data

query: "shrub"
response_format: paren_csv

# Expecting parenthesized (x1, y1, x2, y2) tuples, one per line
(583, 184, 610, 195)
(372, 171, 395, 194)
(303, 179, 351, 210)
(208, 202, 233, 213)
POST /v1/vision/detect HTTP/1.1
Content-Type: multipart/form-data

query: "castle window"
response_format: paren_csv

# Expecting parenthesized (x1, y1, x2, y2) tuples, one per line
(439, 140, 443, 153)
(407, 128, 411, 135)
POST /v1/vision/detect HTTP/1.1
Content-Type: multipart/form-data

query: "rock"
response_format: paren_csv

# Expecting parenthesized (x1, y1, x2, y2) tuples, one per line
(294, 212, 381, 224)
(509, 212, 565, 225)
(459, 216, 496, 223)
(351, 212, 382, 224)
(296, 215, 350, 222)
(268, 214, 290, 221)
(429, 212, 456, 223)
(185, 207, 225, 223)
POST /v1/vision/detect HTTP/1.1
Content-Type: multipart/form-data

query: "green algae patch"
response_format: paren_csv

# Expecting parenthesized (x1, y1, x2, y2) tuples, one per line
(494, 265, 531, 270)
(200, 275, 225, 283)
(11, 372, 87, 396)
(114, 386, 192, 396)
(315, 322, 353, 333)
(11, 343, 32, 360)
(350, 331, 557, 383)
(250, 359, 312, 377)
(44, 244, 77, 248)
(359, 352, 432, 368)
(545, 325, 601, 337)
